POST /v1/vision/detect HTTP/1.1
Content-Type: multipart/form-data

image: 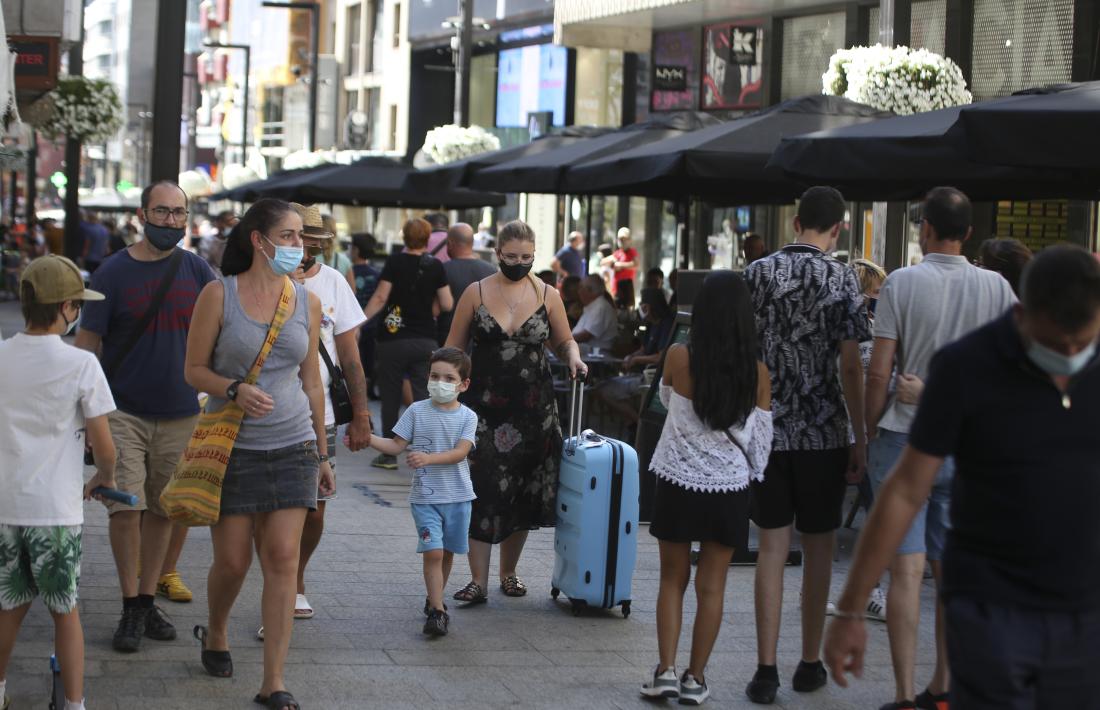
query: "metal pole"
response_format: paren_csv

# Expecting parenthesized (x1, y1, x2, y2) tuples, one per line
(26, 131, 37, 229)
(454, 0, 473, 126)
(309, 4, 319, 151)
(63, 13, 84, 261)
(151, 0, 188, 182)
(242, 47, 251, 164)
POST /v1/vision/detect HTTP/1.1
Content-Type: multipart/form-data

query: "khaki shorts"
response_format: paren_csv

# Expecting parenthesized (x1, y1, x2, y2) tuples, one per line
(108, 410, 197, 517)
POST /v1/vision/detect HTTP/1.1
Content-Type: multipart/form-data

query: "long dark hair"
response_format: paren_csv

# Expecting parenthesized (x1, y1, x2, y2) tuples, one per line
(979, 237, 1032, 296)
(689, 271, 758, 430)
(221, 198, 296, 276)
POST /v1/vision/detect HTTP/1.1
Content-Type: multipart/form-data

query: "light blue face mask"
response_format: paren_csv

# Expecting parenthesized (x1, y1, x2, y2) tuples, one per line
(1027, 339, 1097, 377)
(262, 237, 304, 276)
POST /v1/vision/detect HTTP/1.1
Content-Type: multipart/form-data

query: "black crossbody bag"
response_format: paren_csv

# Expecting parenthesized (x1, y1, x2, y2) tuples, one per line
(318, 342, 355, 425)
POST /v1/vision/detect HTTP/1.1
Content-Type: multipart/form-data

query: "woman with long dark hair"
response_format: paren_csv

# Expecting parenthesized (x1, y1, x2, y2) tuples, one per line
(185, 198, 332, 710)
(978, 237, 1032, 296)
(640, 270, 773, 705)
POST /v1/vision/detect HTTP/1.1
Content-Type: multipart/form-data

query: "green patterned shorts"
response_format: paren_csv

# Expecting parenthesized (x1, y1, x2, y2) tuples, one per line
(0, 524, 83, 614)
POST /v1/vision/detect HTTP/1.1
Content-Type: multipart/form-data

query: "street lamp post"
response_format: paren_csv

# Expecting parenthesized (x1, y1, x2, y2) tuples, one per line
(204, 41, 252, 165)
(262, 2, 319, 152)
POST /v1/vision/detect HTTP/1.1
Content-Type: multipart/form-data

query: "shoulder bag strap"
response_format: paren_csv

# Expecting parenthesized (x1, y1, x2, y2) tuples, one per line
(430, 239, 448, 256)
(318, 338, 340, 379)
(243, 277, 295, 385)
(103, 248, 185, 378)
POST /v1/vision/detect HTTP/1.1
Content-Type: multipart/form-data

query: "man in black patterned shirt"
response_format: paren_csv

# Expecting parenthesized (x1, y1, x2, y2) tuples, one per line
(743, 186, 871, 705)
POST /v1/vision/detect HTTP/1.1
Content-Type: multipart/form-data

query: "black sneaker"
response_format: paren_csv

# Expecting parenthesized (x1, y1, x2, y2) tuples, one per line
(423, 598, 448, 616)
(423, 609, 449, 637)
(915, 688, 949, 710)
(144, 605, 177, 641)
(880, 702, 917, 710)
(112, 606, 146, 653)
(791, 660, 827, 693)
(746, 667, 779, 704)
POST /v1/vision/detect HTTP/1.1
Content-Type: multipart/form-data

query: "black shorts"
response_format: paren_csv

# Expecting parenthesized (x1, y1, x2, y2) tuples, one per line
(750, 448, 849, 534)
(649, 476, 749, 550)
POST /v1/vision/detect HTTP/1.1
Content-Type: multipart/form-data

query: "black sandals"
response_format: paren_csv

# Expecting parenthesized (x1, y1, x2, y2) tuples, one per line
(452, 581, 488, 605)
(254, 691, 300, 710)
(500, 575, 528, 597)
(194, 625, 233, 678)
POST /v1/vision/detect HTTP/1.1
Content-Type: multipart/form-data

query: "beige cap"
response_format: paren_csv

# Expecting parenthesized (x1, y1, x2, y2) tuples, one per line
(291, 202, 334, 238)
(20, 255, 105, 304)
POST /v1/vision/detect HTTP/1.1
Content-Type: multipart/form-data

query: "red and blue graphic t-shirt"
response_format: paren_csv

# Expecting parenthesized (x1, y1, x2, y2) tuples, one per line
(82, 248, 216, 419)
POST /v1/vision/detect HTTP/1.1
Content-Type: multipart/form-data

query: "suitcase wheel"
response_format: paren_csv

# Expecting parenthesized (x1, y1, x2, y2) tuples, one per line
(551, 586, 560, 600)
(570, 599, 585, 616)
(622, 601, 631, 619)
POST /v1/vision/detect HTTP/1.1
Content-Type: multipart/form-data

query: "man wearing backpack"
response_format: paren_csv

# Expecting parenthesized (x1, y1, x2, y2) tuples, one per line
(75, 181, 216, 653)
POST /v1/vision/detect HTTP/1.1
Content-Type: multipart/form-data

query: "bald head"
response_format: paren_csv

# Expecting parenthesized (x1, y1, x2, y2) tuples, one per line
(447, 222, 475, 258)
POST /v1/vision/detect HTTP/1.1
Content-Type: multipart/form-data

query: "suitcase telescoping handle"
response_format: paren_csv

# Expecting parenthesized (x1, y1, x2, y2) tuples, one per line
(566, 372, 587, 454)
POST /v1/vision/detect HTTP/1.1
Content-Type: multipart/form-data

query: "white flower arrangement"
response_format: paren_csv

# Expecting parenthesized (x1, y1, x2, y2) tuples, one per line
(823, 45, 971, 115)
(422, 124, 500, 165)
(34, 75, 124, 143)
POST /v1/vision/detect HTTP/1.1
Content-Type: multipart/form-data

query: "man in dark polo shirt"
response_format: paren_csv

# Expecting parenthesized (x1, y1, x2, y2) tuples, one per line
(825, 245, 1100, 709)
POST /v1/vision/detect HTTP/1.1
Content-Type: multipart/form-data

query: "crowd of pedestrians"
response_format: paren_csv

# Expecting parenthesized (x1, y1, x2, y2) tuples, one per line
(1, 177, 1097, 710)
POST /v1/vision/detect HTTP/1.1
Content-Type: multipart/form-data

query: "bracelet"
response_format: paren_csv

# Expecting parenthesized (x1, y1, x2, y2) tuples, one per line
(832, 609, 866, 622)
(318, 454, 330, 463)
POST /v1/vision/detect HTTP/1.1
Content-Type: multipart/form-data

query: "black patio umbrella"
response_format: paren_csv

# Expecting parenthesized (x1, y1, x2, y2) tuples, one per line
(212, 158, 505, 207)
(467, 112, 724, 194)
(959, 82, 1100, 170)
(210, 163, 338, 202)
(768, 96, 1097, 201)
(565, 96, 892, 204)
(402, 125, 613, 194)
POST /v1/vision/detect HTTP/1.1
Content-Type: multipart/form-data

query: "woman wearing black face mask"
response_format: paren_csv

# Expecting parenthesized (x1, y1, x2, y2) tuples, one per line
(444, 220, 587, 604)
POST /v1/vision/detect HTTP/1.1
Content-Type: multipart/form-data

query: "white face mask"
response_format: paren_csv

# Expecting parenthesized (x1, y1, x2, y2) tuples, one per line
(427, 380, 460, 404)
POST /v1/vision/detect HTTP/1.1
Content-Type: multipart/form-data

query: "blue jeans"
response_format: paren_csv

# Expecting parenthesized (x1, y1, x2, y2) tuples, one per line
(868, 428, 954, 559)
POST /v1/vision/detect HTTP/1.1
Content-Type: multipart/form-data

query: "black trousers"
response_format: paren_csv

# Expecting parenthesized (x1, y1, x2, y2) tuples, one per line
(946, 595, 1100, 709)
(375, 337, 435, 437)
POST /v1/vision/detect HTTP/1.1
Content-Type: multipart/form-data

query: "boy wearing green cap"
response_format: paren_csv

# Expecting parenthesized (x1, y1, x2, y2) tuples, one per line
(0, 255, 117, 710)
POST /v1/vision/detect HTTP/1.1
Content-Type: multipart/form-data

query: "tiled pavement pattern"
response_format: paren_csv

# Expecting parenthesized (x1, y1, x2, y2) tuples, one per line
(1, 302, 941, 709)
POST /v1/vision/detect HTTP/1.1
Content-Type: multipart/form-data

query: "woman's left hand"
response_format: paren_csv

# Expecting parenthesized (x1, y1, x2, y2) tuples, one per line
(318, 461, 335, 497)
(569, 354, 588, 381)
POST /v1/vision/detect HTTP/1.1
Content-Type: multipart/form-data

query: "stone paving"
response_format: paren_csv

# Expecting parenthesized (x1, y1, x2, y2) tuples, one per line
(0, 300, 941, 709)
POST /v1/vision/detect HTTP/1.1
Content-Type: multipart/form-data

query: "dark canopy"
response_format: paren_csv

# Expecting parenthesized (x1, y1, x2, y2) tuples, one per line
(467, 112, 723, 194)
(402, 125, 612, 194)
(959, 82, 1100, 170)
(768, 96, 1096, 201)
(212, 157, 505, 208)
(565, 96, 892, 204)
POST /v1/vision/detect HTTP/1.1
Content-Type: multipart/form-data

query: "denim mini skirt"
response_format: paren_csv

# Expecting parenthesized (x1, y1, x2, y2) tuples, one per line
(220, 440, 319, 515)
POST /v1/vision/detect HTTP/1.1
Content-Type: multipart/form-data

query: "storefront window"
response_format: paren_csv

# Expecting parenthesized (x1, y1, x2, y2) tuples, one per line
(780, 12, 846, 101)
(575, 48, 624, 127)
(651, 29, 700, 112)
(970, 0, 1073, 100)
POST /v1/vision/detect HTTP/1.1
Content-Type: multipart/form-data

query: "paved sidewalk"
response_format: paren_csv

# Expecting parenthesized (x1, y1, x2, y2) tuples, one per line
(1, 302, 941, 709)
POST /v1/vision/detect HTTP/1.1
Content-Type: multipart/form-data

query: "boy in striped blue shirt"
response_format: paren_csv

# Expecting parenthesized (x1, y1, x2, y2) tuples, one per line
(368, 347, 477, 637)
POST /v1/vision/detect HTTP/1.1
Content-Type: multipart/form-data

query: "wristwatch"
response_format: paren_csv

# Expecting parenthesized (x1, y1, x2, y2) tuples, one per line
(226, 380, 243, 401)
(318, 454, 331, 463)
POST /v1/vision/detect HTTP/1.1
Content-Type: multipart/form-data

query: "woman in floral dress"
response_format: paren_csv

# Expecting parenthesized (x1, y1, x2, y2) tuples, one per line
(444, 220, 587, 603)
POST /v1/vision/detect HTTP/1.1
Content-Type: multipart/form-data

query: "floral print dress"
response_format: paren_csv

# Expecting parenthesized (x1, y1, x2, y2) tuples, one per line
(463, 284, 562, 544)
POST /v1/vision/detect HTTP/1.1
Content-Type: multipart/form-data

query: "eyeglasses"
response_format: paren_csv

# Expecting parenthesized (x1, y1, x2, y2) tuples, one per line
(498, 253, 535, 266)
(149, 207, 189, 221)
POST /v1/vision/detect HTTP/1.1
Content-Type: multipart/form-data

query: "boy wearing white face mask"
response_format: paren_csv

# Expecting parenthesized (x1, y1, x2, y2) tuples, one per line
(366, 347, 477, 637)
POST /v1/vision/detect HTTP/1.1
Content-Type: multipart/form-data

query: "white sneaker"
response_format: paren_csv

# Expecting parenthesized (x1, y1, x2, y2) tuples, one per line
(256, 625, 264, 641)
(678, 672, 709, 706)
(866, 586, 887, 622)
(640, 666, 680, 699)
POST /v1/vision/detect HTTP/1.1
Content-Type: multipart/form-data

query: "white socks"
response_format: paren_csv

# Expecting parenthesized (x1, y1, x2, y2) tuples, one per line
(65, 698, 86, 710)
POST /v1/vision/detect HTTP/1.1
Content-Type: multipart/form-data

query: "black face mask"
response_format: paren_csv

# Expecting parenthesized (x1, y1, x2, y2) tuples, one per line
(499, 262, 533, 282)
(144, 222, 185, 251)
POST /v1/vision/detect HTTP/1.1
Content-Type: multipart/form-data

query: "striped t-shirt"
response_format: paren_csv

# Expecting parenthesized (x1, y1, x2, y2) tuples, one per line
(392, 400, 478, 504)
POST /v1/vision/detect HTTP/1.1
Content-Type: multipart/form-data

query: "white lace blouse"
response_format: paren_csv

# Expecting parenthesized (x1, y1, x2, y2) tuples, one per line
(650, 382, 774, 493)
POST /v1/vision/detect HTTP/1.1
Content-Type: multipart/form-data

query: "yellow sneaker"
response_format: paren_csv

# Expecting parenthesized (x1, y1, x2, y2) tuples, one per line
(156, 571, 193, 603)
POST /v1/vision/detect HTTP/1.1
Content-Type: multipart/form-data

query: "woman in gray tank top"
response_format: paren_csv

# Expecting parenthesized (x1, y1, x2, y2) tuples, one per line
(183, 198, 330, 710)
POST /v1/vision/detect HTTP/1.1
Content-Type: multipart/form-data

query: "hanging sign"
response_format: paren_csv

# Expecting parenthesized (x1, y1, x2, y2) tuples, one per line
(9, 36, 60, 91)
(654, 65, 688, 91)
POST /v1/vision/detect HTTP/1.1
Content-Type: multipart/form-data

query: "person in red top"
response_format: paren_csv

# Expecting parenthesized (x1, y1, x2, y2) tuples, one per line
(607, 227, 639, 309)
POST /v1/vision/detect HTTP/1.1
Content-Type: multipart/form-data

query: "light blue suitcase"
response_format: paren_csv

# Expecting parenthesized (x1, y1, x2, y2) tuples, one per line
(551, 377, 640, 618)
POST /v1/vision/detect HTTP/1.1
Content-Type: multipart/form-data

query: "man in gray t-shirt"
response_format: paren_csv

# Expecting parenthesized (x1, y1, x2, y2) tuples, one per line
(439, 223, 496, 344)
(863, 187, 1016, 710)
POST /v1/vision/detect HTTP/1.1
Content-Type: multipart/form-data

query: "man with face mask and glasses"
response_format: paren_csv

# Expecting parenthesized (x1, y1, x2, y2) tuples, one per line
(75, 181, 217, 653)
(827, 244, 1100, 709)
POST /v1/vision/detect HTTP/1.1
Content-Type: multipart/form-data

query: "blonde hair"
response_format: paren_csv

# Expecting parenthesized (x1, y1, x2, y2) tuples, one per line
(851, 258, 887, 295)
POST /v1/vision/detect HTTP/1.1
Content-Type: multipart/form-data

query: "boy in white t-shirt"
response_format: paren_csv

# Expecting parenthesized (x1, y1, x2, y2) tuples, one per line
(366, 347, 477, 638)
(0, 256, 118, 710)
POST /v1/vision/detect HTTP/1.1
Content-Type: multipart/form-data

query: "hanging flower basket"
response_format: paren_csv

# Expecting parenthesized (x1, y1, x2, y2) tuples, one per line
(33, 75, 124, 143)
(422, 124, 500, 165)
(823, 45, 971, 115)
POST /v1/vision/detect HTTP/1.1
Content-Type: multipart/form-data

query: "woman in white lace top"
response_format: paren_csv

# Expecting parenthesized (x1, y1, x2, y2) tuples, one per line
(640, 271, 773, 704)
